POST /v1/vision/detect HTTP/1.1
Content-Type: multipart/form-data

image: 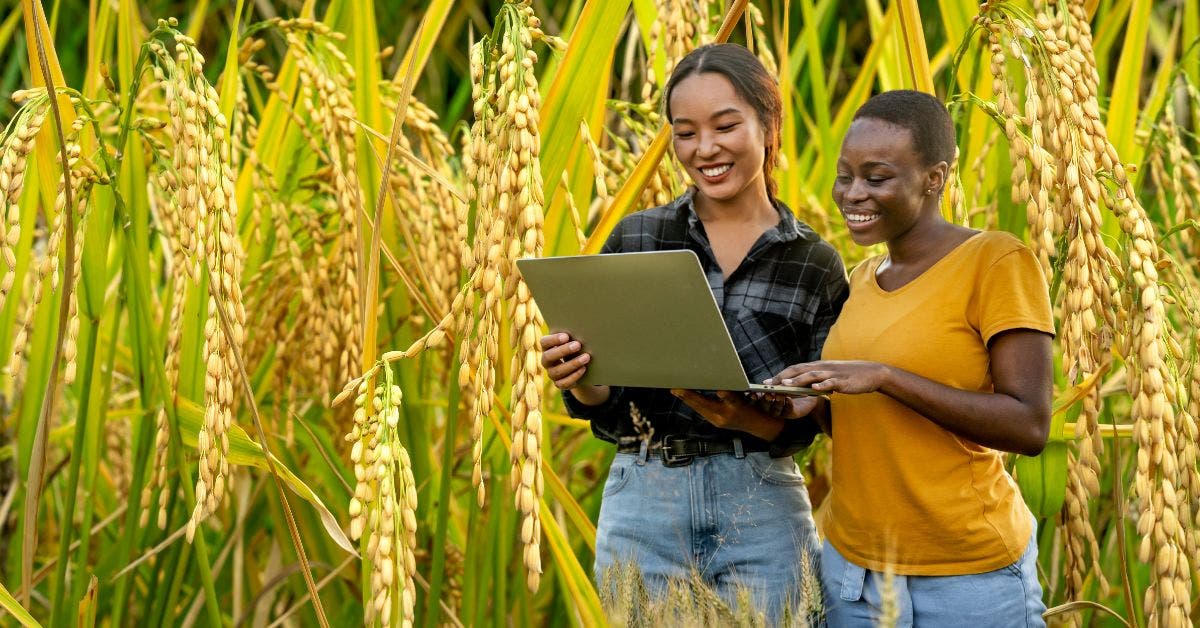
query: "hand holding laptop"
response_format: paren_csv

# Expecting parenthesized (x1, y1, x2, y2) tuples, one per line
(540, 325, 823, 442)
(540, 332, 611, 406)
(517, 251, 825, 397)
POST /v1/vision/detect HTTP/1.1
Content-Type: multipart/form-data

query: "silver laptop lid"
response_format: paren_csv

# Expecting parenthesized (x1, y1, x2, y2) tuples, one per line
(516, 250, 753, 390)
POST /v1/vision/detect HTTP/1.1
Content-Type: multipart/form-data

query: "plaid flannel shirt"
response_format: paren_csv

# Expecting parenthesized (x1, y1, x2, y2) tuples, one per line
(563, 189, 849, 457)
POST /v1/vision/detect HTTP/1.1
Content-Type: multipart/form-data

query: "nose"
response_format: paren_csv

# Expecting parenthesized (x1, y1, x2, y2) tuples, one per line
(844, 177, 869, 203)
(697, 131, 719, 159)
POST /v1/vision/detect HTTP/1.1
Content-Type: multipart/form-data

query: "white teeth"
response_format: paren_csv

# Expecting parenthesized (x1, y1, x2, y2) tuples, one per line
(845, 213, 877, 223)
(701, 164, 731, 177)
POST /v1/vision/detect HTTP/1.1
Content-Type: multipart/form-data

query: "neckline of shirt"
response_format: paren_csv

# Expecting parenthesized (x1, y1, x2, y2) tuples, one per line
(867, 231, 986, 296)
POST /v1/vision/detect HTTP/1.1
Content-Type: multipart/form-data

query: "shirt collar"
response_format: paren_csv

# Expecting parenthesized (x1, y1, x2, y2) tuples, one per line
(677, 186, 818, 244)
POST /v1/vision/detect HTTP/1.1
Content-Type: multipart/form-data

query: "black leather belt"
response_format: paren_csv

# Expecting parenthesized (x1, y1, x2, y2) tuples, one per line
(616, 434, 768, 467)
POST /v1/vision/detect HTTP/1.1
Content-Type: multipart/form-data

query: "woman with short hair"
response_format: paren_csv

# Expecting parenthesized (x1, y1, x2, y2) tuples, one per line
(770, 89, 1052, 627)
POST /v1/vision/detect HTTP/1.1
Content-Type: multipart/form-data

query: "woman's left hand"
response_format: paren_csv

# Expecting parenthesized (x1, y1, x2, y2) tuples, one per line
(767, 360, 892, 395)
(670, 390, 756, 430)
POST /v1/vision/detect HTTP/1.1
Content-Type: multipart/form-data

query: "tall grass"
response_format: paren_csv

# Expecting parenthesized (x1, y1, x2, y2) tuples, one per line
(0, 0, 1198, 626)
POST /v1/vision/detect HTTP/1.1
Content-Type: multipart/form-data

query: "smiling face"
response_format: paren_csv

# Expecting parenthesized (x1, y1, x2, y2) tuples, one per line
(668, 72, 768, 210)
(832, 117, 947, 246)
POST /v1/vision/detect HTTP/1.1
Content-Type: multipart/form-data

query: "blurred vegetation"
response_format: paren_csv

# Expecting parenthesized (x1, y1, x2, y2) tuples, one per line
(0, 0, 1198, 626)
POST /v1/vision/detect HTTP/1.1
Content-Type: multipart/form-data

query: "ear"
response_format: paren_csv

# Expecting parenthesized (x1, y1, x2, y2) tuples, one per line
(925, 161, 949, 195)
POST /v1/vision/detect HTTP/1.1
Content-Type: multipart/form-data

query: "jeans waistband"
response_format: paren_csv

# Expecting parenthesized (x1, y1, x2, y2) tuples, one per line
(616, 434, 768, 467)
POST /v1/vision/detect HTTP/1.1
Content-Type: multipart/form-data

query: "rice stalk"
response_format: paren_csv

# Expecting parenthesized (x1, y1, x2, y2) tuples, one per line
(645, 0, 712, 99)
(4, 128, 87, 385)
(136, 21, 249, 541)
(744, 2, 778, 78)
(379, 88, 464, 313)
(579, 119, 611, 213)
(463, 1, 553, 590)
(978, 3, 1199, 623)
(347, 364, 418, 627)
(279, 18, 365, 396)
(559, 171, 588, 252)
(0, 101, 47, 326)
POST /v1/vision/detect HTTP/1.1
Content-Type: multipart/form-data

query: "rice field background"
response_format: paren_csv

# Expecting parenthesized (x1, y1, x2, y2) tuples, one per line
(0, 0, 1198, 625)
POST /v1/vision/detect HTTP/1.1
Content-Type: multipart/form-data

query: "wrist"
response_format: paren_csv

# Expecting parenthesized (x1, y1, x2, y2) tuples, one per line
(759, 417, 785, 441)
(568, 384, 611, 406)
(748, 412, 785, 441)
(876, 364, 896, 393)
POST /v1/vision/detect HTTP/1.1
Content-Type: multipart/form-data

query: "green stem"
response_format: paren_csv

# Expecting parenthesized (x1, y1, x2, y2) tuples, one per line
(23, 0, 82, 609)
(495, 473, 513, 627)
(107, 257, 142, 626)
(113, 138, 224, 627)
(1106, 404, 1142, 628)
(68, 237, 121, 620)
(424, 348, 462, 626)
(47, 316, 100, 628)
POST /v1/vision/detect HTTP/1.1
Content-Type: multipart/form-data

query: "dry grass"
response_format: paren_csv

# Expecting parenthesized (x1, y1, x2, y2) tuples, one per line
(4, 1, 1200, 624)
(600, 559, 821, 628)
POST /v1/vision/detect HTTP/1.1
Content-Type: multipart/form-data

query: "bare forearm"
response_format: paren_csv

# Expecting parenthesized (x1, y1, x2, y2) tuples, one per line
(567, 384, 612, 406)
(877, 366, 1048, 455)
(734, 412, 785, 442)
(672, 390, 786, 441)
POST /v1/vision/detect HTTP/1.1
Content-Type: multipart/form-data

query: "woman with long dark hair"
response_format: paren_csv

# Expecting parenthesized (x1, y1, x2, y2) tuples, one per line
(540, 43, 848, 620)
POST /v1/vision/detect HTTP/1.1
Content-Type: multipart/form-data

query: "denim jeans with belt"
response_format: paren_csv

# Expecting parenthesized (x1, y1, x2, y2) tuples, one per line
(594, 451, 820, 623)
(819, 527, 1046, 627)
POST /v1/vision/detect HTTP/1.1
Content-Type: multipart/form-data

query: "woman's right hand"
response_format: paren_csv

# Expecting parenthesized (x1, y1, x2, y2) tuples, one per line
(756, 393, 825, 420)
(540, 333, 610, 405)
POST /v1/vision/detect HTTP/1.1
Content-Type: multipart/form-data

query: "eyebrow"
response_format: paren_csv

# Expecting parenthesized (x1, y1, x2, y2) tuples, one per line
(837, 159, 895, 168)
(671, 107, 743, 125)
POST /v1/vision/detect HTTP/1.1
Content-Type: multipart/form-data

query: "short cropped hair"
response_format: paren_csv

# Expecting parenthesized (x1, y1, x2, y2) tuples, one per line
(852, 90, 956, 166)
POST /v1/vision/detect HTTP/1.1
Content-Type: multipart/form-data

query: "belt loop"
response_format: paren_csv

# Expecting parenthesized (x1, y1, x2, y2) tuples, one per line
(636, 439, 650, 465)
(733, 437, 745, 459)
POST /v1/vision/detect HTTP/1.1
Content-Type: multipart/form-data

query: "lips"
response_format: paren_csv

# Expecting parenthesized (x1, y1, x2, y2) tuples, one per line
(843, 211, 880, 229)
(696, 163, 734, 185)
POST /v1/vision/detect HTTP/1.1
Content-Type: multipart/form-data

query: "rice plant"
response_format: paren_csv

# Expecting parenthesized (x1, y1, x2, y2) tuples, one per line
(1, 0, 1198, 626)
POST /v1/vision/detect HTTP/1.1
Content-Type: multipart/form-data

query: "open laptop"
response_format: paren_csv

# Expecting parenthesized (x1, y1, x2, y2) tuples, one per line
(515, 250, 824, 397)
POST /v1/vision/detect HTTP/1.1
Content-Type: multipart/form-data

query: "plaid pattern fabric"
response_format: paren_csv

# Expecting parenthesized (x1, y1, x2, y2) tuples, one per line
(563, 189, 849, 457)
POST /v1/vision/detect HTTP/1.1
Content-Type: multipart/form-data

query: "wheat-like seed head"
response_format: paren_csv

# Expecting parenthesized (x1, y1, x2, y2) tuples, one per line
(346, 367, 417, 628)
(0, 107, 46, 310)
(284, 25, 364, 396)
(5, 137, 84, 383)
(984, 3, 1197, 619)
(146, 27, 248, 540)
(744, 3, 777, 78)
(559, 171, 588, 252)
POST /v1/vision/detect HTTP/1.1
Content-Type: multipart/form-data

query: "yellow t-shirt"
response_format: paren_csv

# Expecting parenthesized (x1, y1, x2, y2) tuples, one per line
(819, 231, 1054, 575)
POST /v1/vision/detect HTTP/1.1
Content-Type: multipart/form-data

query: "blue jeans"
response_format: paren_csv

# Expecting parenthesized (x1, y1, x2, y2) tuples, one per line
(595, 451, 820, 623)
(819, 530, 1046, 627)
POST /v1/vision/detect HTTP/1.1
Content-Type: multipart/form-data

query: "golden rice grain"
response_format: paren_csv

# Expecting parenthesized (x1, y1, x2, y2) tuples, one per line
(6, 139, 84, 382)
(284, 24, 364, 395)
(560, 171, 588, 251)
(0, 107, 46, 312)
(346, 366, 418, 627)
(146, 26, 248, 540)
(983, 2, 1195, 619)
